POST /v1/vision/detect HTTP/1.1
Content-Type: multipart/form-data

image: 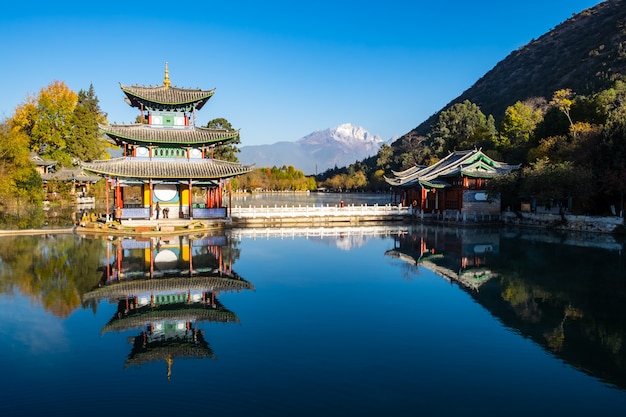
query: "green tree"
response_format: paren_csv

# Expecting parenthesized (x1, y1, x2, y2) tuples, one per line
(520, 158, 594, 213)
(376, 143, 393, 170)
(206, 117, 241, 162)
(600, 101, 626, 214)
(68, 84, 108, 162)
(428, 100, 496, 156)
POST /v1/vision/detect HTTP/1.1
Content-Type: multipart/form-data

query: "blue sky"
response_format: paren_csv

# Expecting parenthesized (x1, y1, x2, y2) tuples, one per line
(0, 0, 602, 146)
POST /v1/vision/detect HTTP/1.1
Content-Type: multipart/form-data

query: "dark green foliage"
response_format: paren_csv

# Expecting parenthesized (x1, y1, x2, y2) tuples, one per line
(68, 84, 107, 162)
(206, 117, 241, 162)
(428, 100, 497, 155)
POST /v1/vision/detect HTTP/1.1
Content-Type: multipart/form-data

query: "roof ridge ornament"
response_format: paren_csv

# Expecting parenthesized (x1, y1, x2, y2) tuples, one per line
(164, 62, 171, 89)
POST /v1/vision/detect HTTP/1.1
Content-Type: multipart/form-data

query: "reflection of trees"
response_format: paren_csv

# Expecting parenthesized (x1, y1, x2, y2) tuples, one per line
(0, 234, 104, 317)
(390, 226, 626, 388)
(481, 234, 626, 387)
(0, 206, 46, 229)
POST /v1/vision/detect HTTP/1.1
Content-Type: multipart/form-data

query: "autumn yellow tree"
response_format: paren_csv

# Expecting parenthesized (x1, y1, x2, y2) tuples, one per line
(0, 118, 43, 213)
(550, 89, 575, 132)
(498, 99, 545, 160)
(14, 81, 78, 166)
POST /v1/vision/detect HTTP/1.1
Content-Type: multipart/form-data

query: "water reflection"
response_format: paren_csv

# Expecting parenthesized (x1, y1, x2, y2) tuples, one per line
(388, 225, 626, 389)
(386, 225, 501, 290)
(79, 233, 253, 377)
(0, 233, 104, 316)
(1, 225, 626, 402)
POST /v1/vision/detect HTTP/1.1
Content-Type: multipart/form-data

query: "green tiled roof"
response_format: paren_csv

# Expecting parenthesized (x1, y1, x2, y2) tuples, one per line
(384, 149, 520, 188)
(100, 124, 239, 146)
(82, 157, 254, 180)
(120, 83, 215, 111)
(83, 275, 255, 302)
(41, 167, 101, 183)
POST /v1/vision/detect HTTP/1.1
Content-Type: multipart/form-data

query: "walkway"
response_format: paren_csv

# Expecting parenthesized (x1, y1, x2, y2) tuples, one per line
(228, 203, 410, 226)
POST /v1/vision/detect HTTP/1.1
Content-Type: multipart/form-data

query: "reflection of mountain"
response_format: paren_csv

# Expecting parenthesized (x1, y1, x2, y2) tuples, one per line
(83, 233, 253, 378)
(388, 226, 626, 390)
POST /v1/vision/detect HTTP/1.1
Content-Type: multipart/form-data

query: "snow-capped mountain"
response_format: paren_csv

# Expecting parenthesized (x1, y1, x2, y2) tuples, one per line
(238, 123, 384, 175)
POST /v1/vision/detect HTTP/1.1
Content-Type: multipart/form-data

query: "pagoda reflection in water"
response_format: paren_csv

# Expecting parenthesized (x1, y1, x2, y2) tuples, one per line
(83, 233, 253, 378)
(385, 225, 500, 290)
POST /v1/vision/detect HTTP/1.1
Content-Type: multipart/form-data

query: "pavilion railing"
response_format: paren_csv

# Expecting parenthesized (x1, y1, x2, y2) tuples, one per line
(228, 203, 410, 218)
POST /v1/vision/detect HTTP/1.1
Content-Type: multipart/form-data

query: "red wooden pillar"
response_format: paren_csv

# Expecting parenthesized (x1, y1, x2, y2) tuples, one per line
(228, 180, 232, 216)
(116, 180, 122, 210)
(105, 178, 110, 218)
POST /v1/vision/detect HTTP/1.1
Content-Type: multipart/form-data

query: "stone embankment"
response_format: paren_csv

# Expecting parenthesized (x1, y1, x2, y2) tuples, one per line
(501, 211, 624, 234)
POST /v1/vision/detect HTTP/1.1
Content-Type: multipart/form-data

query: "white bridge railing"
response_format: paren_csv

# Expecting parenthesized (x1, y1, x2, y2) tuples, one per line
(229, 203, 410, 218)
(231, 224, 409, 239)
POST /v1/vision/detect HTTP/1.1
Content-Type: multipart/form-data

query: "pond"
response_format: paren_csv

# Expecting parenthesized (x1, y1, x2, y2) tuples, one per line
(0, 224, 625, 416)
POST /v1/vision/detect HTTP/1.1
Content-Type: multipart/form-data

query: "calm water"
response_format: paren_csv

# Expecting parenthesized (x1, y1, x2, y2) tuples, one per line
(1, 224, 626, 416)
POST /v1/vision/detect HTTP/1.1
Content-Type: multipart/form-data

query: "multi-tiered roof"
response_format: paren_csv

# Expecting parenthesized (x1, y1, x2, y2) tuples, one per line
(83, 63, 252, 181)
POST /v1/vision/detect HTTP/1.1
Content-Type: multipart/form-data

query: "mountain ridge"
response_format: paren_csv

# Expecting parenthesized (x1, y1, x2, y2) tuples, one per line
(239, 123, 384, 175)
(404, 0, 626, 139)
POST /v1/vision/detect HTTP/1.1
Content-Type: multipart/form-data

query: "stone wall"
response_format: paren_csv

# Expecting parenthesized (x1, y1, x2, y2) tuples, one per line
(462, 190, 501, 216)
(502, 212, 624, 233)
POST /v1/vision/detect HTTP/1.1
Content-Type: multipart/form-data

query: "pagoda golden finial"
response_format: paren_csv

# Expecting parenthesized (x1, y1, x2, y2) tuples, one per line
(164, 62, 171, 89)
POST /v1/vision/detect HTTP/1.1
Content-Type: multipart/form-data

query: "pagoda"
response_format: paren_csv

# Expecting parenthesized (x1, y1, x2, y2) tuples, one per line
(82, 63, 253, 221)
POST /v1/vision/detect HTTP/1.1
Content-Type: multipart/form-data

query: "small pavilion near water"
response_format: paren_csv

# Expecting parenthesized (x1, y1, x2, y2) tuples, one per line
(385, 149, 520, 218)
(82, 63, 253, 221)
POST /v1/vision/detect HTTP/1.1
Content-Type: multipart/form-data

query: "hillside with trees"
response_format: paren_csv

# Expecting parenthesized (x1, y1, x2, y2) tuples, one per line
(316, 0, 626, 216)
(407, 0, 626, 139)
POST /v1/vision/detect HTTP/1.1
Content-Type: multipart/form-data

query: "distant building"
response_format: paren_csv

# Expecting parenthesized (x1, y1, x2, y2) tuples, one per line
(30, 152, 56, 176)
(82, 63, 253, 220)
(385, 149, 520, 218)
(30, 152, 99, 203)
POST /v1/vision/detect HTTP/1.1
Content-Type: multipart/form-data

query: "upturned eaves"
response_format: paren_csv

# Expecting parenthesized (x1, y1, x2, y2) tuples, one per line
(120, 84, 215, 110)
(100, 124, 239, 146)
(82, 157, 254, 180)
